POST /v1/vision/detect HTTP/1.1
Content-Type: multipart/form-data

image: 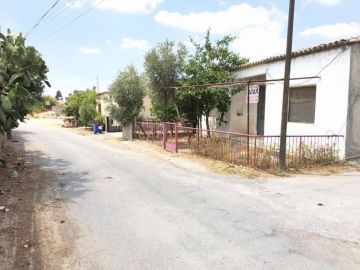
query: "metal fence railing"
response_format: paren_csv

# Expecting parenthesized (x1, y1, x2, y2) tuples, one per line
(133, 121, 343, 169)
(133, 121, 164, 146)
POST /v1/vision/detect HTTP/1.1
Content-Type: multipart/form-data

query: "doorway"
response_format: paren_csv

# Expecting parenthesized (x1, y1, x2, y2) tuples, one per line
(257, 85, 266, 135)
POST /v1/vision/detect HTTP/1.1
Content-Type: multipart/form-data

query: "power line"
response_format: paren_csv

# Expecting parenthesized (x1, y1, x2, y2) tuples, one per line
(25, 0, 62, 38)
(291, 48, 345, 86)
(35, 1, 68, 29)
(266, 48, 345, 87)
(43, 0, 107, 40)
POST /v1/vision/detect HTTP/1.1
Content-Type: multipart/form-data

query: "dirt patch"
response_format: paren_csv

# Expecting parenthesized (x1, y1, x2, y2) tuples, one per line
(0, 139, 44, 269)
(0, 134, 75, 269)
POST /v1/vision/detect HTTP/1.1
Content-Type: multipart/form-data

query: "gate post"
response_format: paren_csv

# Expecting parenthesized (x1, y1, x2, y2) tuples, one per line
(175, 124, 178, 153)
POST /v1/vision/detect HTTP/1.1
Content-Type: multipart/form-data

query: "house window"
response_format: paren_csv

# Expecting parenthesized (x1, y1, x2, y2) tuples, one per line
(288, 86, 316, 123)
(98, 104, 102, 114)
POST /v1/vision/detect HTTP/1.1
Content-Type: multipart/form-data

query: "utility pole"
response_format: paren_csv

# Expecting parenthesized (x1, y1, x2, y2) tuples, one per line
(279, 0, 296, 170)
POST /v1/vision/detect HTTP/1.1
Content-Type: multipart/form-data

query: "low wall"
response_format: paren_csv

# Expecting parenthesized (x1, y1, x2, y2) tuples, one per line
(122, 123, 133, 140)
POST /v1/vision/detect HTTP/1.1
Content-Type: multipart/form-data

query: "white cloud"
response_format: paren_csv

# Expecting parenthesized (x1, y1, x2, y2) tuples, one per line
(65, 0, 86, 9)
(233, 25, 286, 61)
(303, 0, 343, 6)
(80, 46, 103, 54)
(217, 0, 226, 6)
(94, 0, 162, 14)
(301, 22, 360, 39)
(155, 4, 287, 60)
(155, 4, 286, 34)
(105, 39, 112, 44)
(120, 38, 150, 50)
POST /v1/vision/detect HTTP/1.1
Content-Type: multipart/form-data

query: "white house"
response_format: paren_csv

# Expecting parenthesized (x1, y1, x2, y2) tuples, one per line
(211, 37, 360, 159)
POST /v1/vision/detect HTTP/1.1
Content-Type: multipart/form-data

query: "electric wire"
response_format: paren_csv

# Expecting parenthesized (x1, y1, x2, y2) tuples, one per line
(266, 48, 345, 86)
(291, 48, 345, 86)
(35, 1, 69, 30)
(43, 0, 107, 40)
(25, 0, 61, 38)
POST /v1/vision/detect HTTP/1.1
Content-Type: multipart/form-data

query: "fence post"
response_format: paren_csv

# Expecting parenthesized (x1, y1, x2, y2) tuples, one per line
(299, 136, 302, 165)
(253, 136, 257, 167)
(163, 122, 167, 149)
(197, 126, 200, 152)
(175, 123, 178, 153)
(247, 136, 250, 165)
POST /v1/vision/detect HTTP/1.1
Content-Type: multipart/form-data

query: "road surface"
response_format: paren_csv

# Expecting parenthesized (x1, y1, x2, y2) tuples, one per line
(16, 121, 360, 270)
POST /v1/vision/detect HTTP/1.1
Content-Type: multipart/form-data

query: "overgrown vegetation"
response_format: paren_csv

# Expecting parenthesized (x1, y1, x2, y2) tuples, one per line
(0, 29, 50, 135)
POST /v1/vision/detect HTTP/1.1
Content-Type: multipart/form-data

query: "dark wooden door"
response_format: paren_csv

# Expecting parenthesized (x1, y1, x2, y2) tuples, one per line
(257, 86, 266, 135)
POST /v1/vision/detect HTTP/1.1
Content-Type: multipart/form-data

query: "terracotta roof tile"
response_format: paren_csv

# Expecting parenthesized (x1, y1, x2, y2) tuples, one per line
(233, 37, 360, 70)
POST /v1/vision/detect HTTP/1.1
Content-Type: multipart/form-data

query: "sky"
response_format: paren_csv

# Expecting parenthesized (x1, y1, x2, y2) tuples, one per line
(1, 0, 360, 97)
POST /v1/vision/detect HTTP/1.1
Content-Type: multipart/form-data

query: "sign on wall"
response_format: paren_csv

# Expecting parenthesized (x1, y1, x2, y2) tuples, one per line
(246, 84, 259, 104)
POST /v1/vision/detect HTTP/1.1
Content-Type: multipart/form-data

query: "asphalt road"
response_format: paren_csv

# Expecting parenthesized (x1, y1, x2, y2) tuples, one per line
(16, 121, 360, 270)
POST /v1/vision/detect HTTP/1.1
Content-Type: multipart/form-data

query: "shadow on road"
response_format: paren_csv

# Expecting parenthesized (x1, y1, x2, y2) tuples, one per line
(14, 129, 92, 202)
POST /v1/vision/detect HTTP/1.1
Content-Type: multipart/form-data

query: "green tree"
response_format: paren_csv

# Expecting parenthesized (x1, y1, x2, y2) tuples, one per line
(43, 95, 56, 107)
(63, 88, 96, 126)
(180, 30, 248, 130)
(144, 40, 187, 121)
(55, 90, 63, 100)
(107, 65, 145, 125)
(0, 29, 49, 135)
(79, 101, 97, 128)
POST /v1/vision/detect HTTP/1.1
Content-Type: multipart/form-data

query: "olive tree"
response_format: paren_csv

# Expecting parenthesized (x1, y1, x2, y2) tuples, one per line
(144, 40, 187, 121)
(107, 65, 145, 125)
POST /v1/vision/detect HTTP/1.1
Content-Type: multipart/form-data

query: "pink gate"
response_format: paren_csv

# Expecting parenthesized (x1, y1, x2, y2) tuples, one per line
(163, 122, 178, 153)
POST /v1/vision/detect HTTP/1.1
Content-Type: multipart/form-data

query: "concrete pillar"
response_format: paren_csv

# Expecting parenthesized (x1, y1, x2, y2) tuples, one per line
(122, 123, 133, 140)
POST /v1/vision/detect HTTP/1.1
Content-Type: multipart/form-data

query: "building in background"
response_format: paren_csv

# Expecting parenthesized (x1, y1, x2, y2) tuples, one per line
(96, 91, 154, 132)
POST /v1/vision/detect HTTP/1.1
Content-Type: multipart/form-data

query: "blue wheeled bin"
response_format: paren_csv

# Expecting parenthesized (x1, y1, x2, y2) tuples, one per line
(93, 124, 99, 134)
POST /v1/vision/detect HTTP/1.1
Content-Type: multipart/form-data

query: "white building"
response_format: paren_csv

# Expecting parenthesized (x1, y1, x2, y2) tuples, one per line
(212, 37, 360, 159)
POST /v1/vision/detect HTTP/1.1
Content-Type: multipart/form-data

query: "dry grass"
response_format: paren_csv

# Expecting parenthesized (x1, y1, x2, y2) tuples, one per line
(295, 162, 360, 176)
(140, 141, 360, 178)
(179, 152, 267, 178)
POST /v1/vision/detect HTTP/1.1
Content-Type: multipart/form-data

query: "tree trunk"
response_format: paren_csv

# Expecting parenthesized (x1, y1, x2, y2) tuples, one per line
(6, 130, 12, 140)
(205, 114, 211, 137)
(1, 135, 4, 150)
(136, 122, 147, 139)
(174, 102, 181, 120)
